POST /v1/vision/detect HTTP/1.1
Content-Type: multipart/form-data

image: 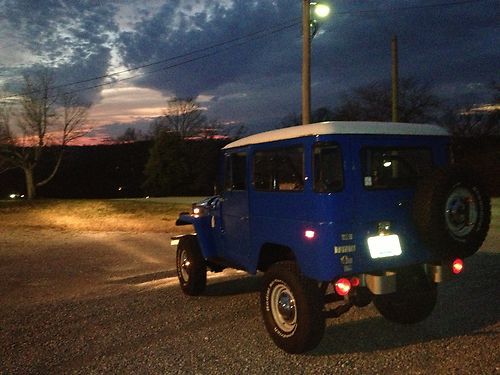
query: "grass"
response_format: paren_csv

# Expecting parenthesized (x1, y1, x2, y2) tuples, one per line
(0, 197, 498, 234)
(0, 197, 204, 233)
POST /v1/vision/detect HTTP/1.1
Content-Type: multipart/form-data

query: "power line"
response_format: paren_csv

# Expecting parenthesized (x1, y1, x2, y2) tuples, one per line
(0, 0, 491, 100)
(0, 18, 301, 100)
(54, 20, 301, 98)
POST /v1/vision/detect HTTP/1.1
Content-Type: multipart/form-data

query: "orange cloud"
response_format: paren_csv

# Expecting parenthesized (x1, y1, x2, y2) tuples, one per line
(88, 85, 169, 126)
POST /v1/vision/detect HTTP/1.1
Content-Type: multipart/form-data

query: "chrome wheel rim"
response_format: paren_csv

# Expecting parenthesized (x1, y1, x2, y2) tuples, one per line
(445, 186, 478, 238)
(270, 282, 297, 334)
(179, 248, 190, 282)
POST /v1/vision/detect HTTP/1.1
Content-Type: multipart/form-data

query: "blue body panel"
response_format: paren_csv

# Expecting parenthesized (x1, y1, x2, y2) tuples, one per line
(184, 132, 450, 282)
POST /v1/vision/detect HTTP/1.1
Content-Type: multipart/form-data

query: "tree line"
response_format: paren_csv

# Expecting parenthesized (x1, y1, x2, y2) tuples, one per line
(279, 78, 500, 138)
(128, 78, 500, 197)
(1, 70, 499, 199)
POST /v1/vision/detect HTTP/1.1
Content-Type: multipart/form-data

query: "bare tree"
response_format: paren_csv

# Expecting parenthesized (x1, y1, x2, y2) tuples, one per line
(114, 127, 150, 143)
(0, 70, 91, 199)
(0, 100, 14, 174)
(333, 78, 441, 123)
(151, 97, 207, 138)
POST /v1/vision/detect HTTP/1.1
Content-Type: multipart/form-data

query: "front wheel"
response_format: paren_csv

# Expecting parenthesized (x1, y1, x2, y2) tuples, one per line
(176, 236, 207, 296)
(260, 261, 325, 353)
(373, 267, 437, 324)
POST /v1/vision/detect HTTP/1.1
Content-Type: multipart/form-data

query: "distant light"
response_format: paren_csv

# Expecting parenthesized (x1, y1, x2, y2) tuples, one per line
(145, 196, 150, 199)
(9, 194, 16, 199)
(305, 230, 316, 239)
(313, 3, 331, 18)
(118, 186, 123, 191)
(383, 161, 392, 168)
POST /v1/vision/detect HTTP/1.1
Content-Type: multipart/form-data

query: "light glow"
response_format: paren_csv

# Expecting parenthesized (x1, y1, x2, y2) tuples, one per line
(452, 258, 464, 274)
(305, 230, 316, 239)
(367, 234, 402, 259)
(313, 3, 331, 18)
(335, 278, 351, 296)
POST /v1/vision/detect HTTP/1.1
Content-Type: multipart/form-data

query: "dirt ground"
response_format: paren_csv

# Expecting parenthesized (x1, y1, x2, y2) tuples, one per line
(0, 223, 498, 373)
(0, 228, 178, 308)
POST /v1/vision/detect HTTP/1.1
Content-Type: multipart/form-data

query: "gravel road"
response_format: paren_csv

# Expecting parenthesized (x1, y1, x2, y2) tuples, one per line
(0, 227, 498, 374)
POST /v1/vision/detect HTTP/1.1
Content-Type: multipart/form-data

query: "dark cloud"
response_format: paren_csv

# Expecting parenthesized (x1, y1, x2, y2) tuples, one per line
(118, 0, 301, 98)
(115, 0, 498, 125)
(1, 0, 498, 132)
(0, 0, 118, 101)
(311, 0, 499, 104)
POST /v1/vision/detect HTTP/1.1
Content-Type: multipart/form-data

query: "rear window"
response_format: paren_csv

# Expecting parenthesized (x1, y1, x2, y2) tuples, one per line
(363, 148, 433, 189)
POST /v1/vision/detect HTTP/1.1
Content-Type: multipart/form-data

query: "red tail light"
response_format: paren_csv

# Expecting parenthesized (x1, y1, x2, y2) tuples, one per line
(335, 278, 351, 296)
(452, 258, 464, 275)
(350, 277, 360, 287)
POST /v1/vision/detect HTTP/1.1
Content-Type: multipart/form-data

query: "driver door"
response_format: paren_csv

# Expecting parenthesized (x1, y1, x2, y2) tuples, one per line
(219, 151, 250, 268)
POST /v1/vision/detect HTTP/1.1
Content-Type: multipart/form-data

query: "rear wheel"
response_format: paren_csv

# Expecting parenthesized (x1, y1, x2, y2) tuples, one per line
(374, 267, 437, 324)
(176, 236, 207, 296)
(260, 261, 325, 353)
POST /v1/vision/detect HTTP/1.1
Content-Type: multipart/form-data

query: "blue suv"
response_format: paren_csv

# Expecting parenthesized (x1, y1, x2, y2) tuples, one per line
(173, 121, 490, 353)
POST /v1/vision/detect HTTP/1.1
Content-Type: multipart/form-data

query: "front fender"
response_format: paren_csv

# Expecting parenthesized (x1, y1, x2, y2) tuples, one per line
(174, 213, 217, 259)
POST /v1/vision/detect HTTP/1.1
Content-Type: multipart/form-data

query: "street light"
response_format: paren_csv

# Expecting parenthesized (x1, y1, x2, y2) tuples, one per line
(302, 1, 330, 125)
(313, 3, 331, 18)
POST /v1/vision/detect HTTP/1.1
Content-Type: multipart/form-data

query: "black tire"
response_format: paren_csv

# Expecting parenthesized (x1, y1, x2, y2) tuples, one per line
(413, 166, 491, 259)
(176, 236, 207, 296)
(260, 261, 325, 353)
(373, 267, 437, 324)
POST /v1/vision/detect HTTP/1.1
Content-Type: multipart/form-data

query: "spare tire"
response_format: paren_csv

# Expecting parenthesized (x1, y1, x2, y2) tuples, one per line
(413, 166, 490, 259)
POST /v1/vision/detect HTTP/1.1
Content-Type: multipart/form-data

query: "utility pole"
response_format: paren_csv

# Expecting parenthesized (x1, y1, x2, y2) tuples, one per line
(391, 35, 399, 123)
(302, 0, 311, 125)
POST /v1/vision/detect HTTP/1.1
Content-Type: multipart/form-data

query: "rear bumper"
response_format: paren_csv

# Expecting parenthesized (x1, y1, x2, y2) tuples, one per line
(358, 262, 455, 295)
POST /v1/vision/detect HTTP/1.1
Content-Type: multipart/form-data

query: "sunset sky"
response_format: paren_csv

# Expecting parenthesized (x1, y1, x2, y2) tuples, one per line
(0, 0, 498, 143)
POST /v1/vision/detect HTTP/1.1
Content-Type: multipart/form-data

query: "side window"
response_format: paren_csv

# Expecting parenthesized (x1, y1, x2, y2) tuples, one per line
(362, 148, 433, 189)
(313, 143, 343, 192)
(253, 146, 304, 192)
(224, 152, 247, 191)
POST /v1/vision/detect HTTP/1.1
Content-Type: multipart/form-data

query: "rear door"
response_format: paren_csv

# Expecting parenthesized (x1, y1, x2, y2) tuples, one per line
(350, 136, 435, 269)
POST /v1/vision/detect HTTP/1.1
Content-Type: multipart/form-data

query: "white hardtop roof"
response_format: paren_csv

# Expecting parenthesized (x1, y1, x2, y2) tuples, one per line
(223, 121, 448, 149)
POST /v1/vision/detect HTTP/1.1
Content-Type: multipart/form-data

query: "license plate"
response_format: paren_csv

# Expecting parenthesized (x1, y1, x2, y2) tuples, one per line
(367, 234, 402, 259)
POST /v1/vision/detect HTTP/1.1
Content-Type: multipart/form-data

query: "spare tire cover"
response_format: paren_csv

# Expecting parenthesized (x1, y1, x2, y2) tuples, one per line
(413, 166, 491, 259)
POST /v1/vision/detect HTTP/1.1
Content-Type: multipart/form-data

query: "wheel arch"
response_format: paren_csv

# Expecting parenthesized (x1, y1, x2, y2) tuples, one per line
(257, 243, 296, 272)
